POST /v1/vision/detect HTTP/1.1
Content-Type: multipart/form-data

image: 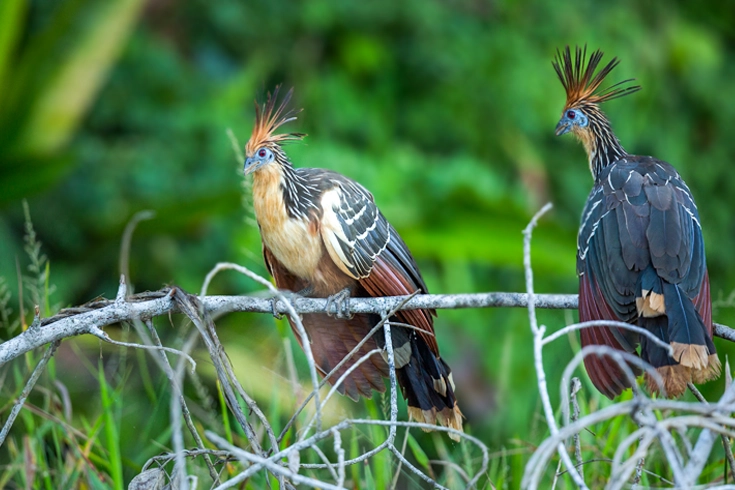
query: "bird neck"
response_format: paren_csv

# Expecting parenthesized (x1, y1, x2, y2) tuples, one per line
(582, 108, 628, 181)
(251, 155, 320, 221)
(280, 163, 321, 219)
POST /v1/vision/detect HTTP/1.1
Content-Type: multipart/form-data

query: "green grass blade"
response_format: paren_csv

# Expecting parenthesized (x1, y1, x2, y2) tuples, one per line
(98, 360, 123, 490)
(217, 379, 234, 446)
(407, 433, 430, 472)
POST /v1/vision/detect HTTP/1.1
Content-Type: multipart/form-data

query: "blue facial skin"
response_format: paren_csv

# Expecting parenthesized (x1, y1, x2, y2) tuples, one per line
(244, 147, 275, 175)
(555, 108, 589, 136)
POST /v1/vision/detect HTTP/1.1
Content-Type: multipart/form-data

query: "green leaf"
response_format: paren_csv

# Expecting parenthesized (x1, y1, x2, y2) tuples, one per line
(98, 360, 123, 490)
(407, 433, 430, 471)
(364, 463, 375, 489)
(15, 0, 145, 156)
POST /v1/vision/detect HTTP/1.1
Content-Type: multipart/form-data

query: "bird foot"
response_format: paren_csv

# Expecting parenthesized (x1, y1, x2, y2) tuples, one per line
(271, 286, 315, 320)
(326, 288, 353, 319)
(270, 297, 284, 320)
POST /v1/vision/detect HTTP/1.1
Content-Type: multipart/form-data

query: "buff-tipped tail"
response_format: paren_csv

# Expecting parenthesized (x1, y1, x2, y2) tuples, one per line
(394, 335, 464, 441)
(408, 404, 464, 442)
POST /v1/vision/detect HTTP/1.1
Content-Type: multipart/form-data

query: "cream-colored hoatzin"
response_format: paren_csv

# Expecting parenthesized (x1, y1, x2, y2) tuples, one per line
(242, 87, 462, 438)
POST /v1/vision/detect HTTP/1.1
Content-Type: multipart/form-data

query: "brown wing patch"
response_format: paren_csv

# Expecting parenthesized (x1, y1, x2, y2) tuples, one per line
(579, 274, 640, 399)
(264, 244, 388, 400)
(693, 270, 712, 338)
(360, 252, 438, 354)
(690, 270, 721, 384)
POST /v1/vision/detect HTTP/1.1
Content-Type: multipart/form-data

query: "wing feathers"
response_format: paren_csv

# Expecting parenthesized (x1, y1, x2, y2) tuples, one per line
(320, 184, 388, 280)
(579, 273, 640, 399)
(578, 156, 716, 397)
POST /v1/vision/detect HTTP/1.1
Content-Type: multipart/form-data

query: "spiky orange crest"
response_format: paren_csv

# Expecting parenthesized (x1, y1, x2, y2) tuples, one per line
(244, 86, 305, 157)
(553, 45, 640, 109)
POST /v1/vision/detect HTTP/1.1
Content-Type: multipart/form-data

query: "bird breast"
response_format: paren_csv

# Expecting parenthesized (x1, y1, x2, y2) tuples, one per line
(252, 168, 324, 281)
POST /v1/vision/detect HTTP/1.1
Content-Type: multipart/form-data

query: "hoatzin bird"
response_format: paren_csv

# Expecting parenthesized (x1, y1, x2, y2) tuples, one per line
(242, 87, 462, 438)
(553, 46, 720, 398)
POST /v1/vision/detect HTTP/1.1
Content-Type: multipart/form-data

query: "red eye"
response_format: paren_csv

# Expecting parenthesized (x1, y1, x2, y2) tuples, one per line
(566, 110, 576, 119)
(258, 149, 267, 157)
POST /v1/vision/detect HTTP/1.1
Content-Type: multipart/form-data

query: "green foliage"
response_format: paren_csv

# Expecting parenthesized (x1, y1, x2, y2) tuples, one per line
(98, 359, 124, 490)
(2, 0, 735, 487)
(0, 276, 14, 334)
(21, 200, 52, 316)
(0, 0, 145, 206)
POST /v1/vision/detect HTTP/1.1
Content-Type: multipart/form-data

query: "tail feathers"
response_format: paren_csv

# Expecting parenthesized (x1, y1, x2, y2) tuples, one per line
(662, 281, 719, 386)
(644, 365, 691, 398)
(662, 281, 709, 368)
(692, 352, 721, 384)
(640, 316, 689, 397)
(639, 302, 720, 397)
(294, 314, 463, 438)
(689, 329, 721, 384)
(390, 332, 463, 441)
(295, 313, 389, 401)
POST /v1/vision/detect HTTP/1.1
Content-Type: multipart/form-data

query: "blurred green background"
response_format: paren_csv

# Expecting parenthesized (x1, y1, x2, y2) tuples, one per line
(1, 0, 735, 487)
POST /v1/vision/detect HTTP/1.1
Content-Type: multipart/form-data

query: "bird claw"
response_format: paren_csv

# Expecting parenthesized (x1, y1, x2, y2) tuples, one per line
(326, 288, 353, 319)
(271, 297, 284, 320)
(272, 287, 314, 320)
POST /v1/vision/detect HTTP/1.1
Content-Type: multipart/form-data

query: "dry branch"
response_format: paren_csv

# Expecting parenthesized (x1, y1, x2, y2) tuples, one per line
(2, 279, 733, 369)
(3, 208, 735, 488)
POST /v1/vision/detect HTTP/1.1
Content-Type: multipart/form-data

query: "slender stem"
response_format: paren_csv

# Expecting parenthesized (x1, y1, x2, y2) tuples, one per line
(0, 339, 59, 446)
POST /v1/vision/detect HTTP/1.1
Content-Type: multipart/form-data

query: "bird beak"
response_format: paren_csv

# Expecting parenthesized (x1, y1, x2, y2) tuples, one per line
(243, 156, 258, 175)
(555, 120, 571, 136)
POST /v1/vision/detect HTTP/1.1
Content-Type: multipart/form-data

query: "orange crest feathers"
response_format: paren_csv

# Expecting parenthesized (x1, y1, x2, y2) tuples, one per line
(245, 86, 305, 157)
(553, 45, 640, 109)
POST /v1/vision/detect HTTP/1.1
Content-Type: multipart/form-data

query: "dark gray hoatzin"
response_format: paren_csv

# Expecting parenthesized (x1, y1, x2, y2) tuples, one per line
(242, 87, 462, 438)
(553, 46, 720, 398)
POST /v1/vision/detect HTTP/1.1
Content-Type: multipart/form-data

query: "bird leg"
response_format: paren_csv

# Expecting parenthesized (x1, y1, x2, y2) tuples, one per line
(270, 297, 284, 320)
(326, 287, 353, 319)
(295, 285, 315, 297)
(270, 286, 315, 320)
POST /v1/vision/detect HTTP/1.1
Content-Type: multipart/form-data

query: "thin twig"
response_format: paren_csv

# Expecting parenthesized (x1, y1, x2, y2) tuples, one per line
(279, 291, 419, 444)
(332, 428, 345, 488)
(201, 262, 323, 433)
(0, 335, 59, 446)
(142, 318, 219, 483)
(688, 382, 735, 483)
(521, 202, 588, 490)
(384, 313, 399, 440)
(170, 331, 191, 490)
(174, 290, 263, 456)
(631, 447, 645, 487)
(543, 320, 672, 352)
(143, 449, 234, 470)
(570, 377, 583, 479)
(119, 210, 155, 295)
(206, 431, 346, 490)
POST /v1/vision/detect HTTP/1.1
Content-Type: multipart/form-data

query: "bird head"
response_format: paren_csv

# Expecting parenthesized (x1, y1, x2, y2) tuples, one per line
(243, 145, 277, 175)
(243, 86, 305, 175)
(552, 46, 640, 144)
